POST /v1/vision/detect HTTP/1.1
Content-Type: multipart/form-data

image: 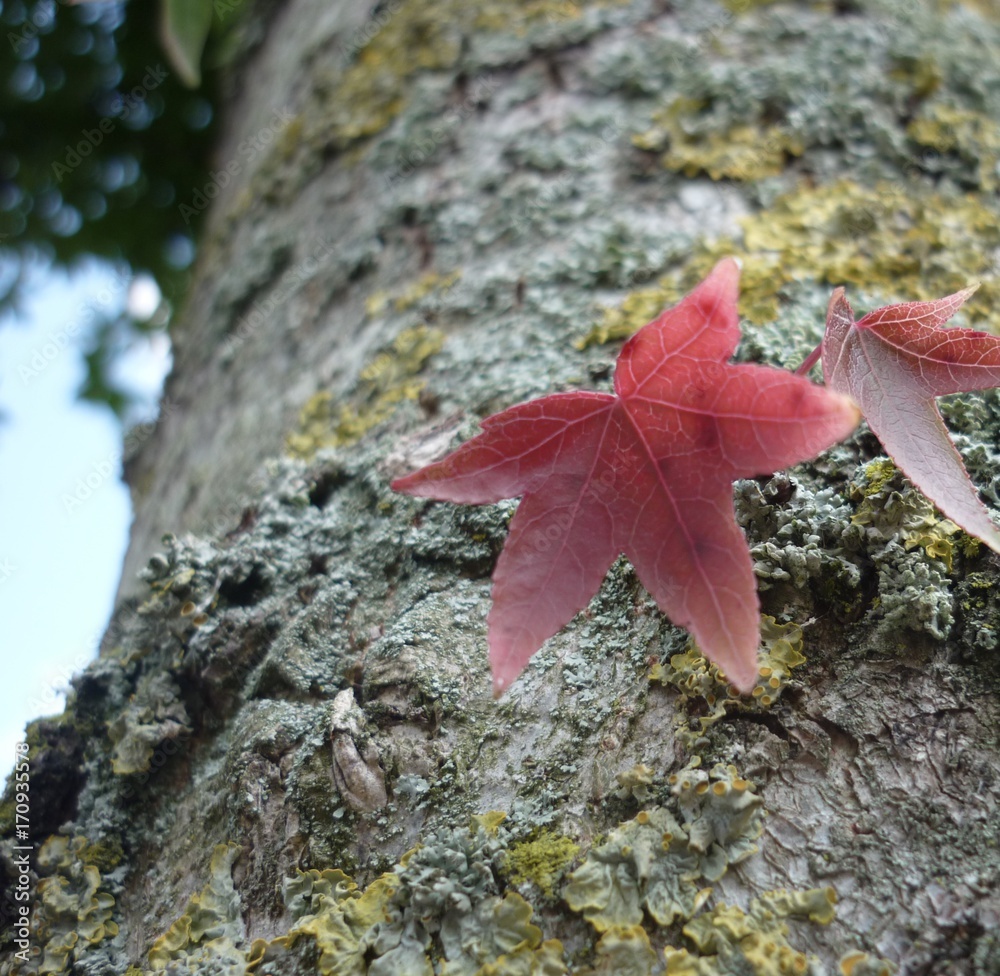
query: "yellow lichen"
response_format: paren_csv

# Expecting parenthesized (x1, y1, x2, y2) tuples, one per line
(908, 103, 1000, 191)
(851, 459, 963, 572)
(25, 835, 119, 975)
(314, 0, 624, 152)
(580, 179, 1000, 347)
(839, 950, 896, 976)
(564, 806, 707, 932)
(650, 617, 806, 743)
(148, 843, 244, 971)
(366, 270, 462, 318)
(665, 888, 838, 976)
(248, 868, 397, 975)
(591, 924, 658, 975)
(286, 324, 443, 458)
(504, 831, 581, 896)
(615, 762, 656, 801)
(472, 809, 509, 835)
(634, 98, 804, 182)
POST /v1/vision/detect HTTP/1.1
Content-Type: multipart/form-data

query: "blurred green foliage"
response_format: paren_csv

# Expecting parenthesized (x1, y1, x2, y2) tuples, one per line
(0, 0, 244, 412)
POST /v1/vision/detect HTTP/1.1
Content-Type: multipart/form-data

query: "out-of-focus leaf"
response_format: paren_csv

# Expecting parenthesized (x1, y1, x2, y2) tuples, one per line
(160, 0, 213, 87)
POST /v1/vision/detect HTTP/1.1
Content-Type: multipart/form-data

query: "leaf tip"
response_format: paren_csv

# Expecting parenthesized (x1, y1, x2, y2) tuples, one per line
(722, 659, 759, 697)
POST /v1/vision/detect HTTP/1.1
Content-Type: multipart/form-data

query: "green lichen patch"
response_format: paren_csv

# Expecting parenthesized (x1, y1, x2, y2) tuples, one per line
(615, 763, 657, 803)
(846, 459, 965, 640)
(670, 761, 764, 882)
(17, 835, 121, 975)
(250, 816, 567, 976)
(503, 831, 581, 897)
(563, 762, 774, 966)
(580, 179, 1000, 348)
(106, 672, 191, 776)
(663, 888, 837, 976)
(955, 570, 1000, 657)
(908, 103, 1000, 192)
(589, 924, 658, 976)
(307, 0, 628, 156)
(249, 868, 397, 975)
(286, 325, 444, 458)
(147, 843, 244, 971)
(634, 98, 805, 182)
(850, 459, 962, 572)
(564, 806, 709, 932)
(650, 617, 806, 745)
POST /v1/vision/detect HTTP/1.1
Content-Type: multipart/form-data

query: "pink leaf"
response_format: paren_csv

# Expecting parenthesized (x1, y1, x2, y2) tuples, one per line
(394, 260, 860, 695)
(822, 285, 1000, 556)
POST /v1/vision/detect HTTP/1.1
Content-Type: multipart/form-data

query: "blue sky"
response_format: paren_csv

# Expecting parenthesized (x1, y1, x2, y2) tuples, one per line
(0, 259, 168, 778)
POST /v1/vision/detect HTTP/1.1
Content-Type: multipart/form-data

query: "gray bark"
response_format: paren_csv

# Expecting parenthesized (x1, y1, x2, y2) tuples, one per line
(6, 1, 1000, 974)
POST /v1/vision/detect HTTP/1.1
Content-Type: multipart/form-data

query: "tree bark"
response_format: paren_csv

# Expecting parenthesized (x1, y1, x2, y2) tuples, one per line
(6, 1, 1000, 974)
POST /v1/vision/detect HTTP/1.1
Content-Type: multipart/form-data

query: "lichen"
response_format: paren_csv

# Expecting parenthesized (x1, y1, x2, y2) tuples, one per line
(650, 616, 807, 745)
(366, 271, 463, 318)
(564, 806, 708, 932)
(846, 460, 959, 640)
(838, 951, 895, 976)
(908, 102, 1000, 192)
(663, 888, 838, 976)
(850, 459, 962, 572)
(17, 835, 120, 975)
(250, 815, 566, 976)
(634, 98, 804, 182)
(248, 868, 396, 975)
(286, 324, 444, 458)
(580, 179, 1000, 348)
(614, 763, 656, 802)
(301, 0, 629, 159)
(147, 843, 244, 972)
(106, 671, 191, 776)
(503, 831, 581, 897)
(670, 761, 764, 882)
(589, 924, 658, 976)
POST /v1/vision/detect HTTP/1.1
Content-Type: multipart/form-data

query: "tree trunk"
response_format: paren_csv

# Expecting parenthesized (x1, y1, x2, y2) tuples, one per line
(7, 1, 1000, 974)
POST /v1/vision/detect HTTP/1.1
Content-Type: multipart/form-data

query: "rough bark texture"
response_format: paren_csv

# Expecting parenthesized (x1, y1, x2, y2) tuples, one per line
(6, 1, 1000, 974)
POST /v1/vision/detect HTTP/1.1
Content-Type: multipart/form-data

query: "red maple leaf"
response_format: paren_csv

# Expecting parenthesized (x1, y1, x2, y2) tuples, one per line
(392, 260, 859, 694)
(820, 284, 1000, 555)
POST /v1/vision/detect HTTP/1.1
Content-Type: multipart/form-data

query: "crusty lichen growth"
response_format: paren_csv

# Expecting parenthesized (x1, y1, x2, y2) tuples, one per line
(106, 671, 191, 775)
(846, 459, 961, 641)
(564, 760, 766, 934)
(581, 179, 1000, 347)
(14, 2, 1000, 971)
(147, 843, 244, 971)
(908, 102, 1000, 193)
(249, 814, 567, 976)
(11, 835, 119, 975)
(634, 98, 805, 182)
(286, 324, 444, 458)
(650, 616, 806, 746)
(663, 887, 838, 976)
